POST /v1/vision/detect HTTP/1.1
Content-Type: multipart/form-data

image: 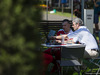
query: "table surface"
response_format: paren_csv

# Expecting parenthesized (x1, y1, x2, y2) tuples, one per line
(41, 44, 86, 48)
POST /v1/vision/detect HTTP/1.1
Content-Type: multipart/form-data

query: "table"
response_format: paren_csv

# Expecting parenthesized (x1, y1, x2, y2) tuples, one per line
(42, 43, 85, 75)
(42, 43, 85, 59)
(41, 43, 85, 48)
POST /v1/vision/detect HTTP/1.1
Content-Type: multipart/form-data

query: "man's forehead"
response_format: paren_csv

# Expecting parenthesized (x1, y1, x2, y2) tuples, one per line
(73, 22, 75, 24)
(62, 22, 69, 25)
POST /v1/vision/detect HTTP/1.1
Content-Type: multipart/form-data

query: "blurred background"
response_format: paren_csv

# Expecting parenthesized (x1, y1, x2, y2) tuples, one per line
(0, 0, 42, 75)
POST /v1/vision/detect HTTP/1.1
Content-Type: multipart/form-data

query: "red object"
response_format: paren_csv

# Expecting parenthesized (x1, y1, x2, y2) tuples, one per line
(43, 29, 68, 73)
(57, 29, 66, 36)
(43, 53, 53, 65)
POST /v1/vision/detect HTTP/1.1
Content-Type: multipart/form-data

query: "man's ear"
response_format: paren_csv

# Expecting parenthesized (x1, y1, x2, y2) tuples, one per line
(77, 23, 80, 27)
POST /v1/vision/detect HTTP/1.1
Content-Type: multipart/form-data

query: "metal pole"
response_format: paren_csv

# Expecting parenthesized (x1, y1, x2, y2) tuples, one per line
(81, 0, 84, 24)
(49, 0, 51, 7)
(62, 4, 64, 13)
(71, 0, 73, 20)
(59, 0, 61, 8)
(69, 0, 71, 8)
(46, 0, 48, 20)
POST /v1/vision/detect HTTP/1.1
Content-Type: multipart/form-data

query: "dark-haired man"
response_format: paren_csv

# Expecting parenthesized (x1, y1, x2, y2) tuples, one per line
(43, 19, 73, 73)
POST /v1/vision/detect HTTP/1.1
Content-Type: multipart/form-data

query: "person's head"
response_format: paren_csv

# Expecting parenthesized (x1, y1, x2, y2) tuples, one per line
(72, 18, 83, 31)
(62, 19, 71, 32)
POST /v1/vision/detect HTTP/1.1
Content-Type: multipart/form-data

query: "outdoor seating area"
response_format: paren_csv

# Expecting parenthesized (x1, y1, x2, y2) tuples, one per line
(39, 20, 100, 75)
(40, 0, 100, 74)
(39, 20, 73, 41)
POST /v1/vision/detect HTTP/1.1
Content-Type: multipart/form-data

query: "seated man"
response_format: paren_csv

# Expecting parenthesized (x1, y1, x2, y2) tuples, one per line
(43, 19, 73, 73)
(51, 18, 99, 58)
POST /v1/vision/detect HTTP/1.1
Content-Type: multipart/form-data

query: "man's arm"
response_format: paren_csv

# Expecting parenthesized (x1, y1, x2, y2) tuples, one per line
(55, 37, 75, 44)
(93, 0, 99, 7)
(49, 34, 76, 44)
(49, 34, 68, 40)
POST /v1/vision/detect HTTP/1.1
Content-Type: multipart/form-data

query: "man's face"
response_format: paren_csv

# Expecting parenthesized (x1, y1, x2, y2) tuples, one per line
(62, 22, 70, 31)
(72, 22, 79, 31)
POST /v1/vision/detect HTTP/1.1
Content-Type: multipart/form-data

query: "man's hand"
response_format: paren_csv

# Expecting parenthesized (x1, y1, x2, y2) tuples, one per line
(49, 34, 68, 40)
(93, 0, 99, 7)
(66, 38, 74, 44)
(55, 40, 61, 43)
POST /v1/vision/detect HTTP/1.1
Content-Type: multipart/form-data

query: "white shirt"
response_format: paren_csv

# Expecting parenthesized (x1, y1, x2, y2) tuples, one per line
(67, 26, 98, 50)
(68, 29, 74, 34)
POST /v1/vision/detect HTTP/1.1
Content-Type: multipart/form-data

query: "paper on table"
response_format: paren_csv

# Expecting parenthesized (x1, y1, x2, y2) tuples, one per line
(48, 30, 56, 37)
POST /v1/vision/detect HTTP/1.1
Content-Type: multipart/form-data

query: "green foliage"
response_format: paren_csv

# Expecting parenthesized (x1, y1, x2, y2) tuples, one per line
(85, 1, 94, 9)
(0, 0, 42, 75)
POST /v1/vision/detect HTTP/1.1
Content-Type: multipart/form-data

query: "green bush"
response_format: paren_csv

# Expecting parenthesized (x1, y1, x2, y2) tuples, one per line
(0, 0, 42, 75)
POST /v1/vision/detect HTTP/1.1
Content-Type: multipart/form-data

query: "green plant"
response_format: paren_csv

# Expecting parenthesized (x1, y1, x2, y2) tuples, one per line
(0, 0, 42, 75)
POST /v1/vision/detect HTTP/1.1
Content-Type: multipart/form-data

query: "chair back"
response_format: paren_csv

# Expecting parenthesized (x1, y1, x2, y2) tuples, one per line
(61, 46, 85, 59)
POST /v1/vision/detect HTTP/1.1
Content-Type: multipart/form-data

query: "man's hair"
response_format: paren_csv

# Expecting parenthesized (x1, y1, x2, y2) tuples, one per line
(73, 18, 83, 26)
(62, 19, 70, 24)
(62, 19, 74, 30)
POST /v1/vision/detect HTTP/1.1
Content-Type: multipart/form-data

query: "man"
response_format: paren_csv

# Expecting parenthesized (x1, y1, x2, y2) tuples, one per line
(57, 19, 73, 35)
(51, 18, 99, 58)
(93, 0, 100, 33)
(43, 19, 73, 73)
(74, 2, 81, 18)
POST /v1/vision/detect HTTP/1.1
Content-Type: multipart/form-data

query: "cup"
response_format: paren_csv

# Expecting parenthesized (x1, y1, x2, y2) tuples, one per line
(61, 36, 65, 45)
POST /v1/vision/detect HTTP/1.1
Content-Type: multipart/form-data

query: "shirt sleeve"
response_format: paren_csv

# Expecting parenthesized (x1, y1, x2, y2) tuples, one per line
(57, 30, 65, 36)
(57, 31, 61, 36)
(67, 31, 79, 42)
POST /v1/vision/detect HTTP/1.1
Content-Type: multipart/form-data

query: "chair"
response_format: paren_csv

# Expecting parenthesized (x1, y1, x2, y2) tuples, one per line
(57, 46, 85, 75)
(84, 54, 100, 75)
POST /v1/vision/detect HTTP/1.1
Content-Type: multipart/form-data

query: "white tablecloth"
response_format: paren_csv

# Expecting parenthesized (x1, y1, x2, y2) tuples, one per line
(41, 44, 85, 48)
